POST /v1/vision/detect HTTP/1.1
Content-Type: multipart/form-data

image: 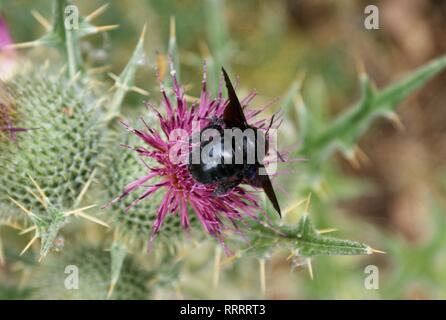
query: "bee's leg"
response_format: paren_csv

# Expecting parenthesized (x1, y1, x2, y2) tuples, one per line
(213, 178, 243, 196)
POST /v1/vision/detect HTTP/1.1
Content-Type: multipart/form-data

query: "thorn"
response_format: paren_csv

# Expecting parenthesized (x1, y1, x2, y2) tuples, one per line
(169, 16, 176, 40)
(25, 189, 44, 207)
(307, 258, 314, 280)
(73, 169, 97, 208)
(65, 207, 110, 229)
(19, 226, 37, 235)
(259, 259, 266, 296)
(130, 86, 150, 96)
(107, 84, 117, 93)
(355, 55, 366, 78)
(94, 24, 119, 33)
(368, 247, 386, 255)
(286, 251, 294, 261)
(107, 281, 116, 300)
(8, 197, 38, 220)
(38, 255, 44, 263)
(64, 204, 97, 216)
(386, 112, 406, 131)
(68, 71, 82, 86)
(92, 97, 107, 111)
(304, 193, 312, 215)
(107, 72, 119, 82)
(20, 235, 38, 256)
(344, 148, 361, 170)
(355, 147, 371, 167)
(96, 162, 107, 169)
(86, 3, 110, 22)
(31, 10, 50, 31)
(27, 174, 48, 208)
(282, 198, 306, 217)
(212, 246, 222, 289)
(58, 65, 68, 78)
(140, 24, 147, 41)
(293, 94, 305, 111)
(4, 222, 23, 230)
(6, 41, 40, 50)
(317, 228, 338, 234)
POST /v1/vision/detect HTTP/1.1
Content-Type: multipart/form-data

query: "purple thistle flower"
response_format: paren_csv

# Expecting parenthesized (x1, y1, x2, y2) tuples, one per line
(0, 15, 13, 49)
(0, 14, 17, 78)
(0, 15, 30, 141)
(112, 63, 284, 249)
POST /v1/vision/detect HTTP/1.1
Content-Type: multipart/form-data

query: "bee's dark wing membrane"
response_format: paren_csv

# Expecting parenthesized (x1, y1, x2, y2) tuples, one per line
(259, 169, 281, 217)
(221, 67, 248, 129)
(249, 165, 281, 217)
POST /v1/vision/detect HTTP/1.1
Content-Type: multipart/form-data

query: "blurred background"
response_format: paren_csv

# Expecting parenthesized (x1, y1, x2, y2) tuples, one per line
(1, 0, 446, 299)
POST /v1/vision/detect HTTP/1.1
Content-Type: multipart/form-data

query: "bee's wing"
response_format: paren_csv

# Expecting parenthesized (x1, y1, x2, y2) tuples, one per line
(255, 166, 281, 217)
(222, 68, 248, 129)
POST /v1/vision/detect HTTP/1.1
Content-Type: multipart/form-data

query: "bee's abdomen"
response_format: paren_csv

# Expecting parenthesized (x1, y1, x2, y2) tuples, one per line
(188, 135, 244, 185)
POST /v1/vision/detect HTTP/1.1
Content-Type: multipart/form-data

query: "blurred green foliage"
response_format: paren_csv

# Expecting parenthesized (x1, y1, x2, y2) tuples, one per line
(1, 0, 446, 299)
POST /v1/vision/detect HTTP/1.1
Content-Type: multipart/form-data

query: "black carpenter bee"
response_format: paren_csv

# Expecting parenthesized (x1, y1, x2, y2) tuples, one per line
(188, 68, 281, 217)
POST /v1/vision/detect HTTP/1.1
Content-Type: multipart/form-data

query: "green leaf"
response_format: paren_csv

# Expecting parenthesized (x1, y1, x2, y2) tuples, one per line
(39, 0, 83, 78)
(299, 55, 446, 161)
(239, 215, 373, 259)
(14, 1, 118, 78)
(291, 215, 370, 257)
(106, 26, 147, 121)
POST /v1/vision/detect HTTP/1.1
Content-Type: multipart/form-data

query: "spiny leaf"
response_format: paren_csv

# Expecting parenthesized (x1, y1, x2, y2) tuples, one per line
(240, 215, 373, 259)
(12, 0, 117, 78)
(106, 26, 147, 121)
(291, 215, 370, 257)
(38, 0, 82, 78)
(299, 55, 446, 161)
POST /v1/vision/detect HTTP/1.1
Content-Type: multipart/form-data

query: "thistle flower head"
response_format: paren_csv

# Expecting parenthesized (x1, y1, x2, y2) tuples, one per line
(0, 14, 13, 50)
(0, 14, 17, 79)
(0, 15, 22, 140)
(112, 62, 283, 249)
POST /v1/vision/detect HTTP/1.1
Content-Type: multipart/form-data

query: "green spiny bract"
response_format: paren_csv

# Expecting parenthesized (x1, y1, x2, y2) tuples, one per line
(0, 67, 105, 256)
(231, 205, 375, 262)
(30, 246, 152, 300)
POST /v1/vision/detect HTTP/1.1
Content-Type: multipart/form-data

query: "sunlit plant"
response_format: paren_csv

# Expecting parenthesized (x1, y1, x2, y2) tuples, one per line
(0, 0, 445, 299)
